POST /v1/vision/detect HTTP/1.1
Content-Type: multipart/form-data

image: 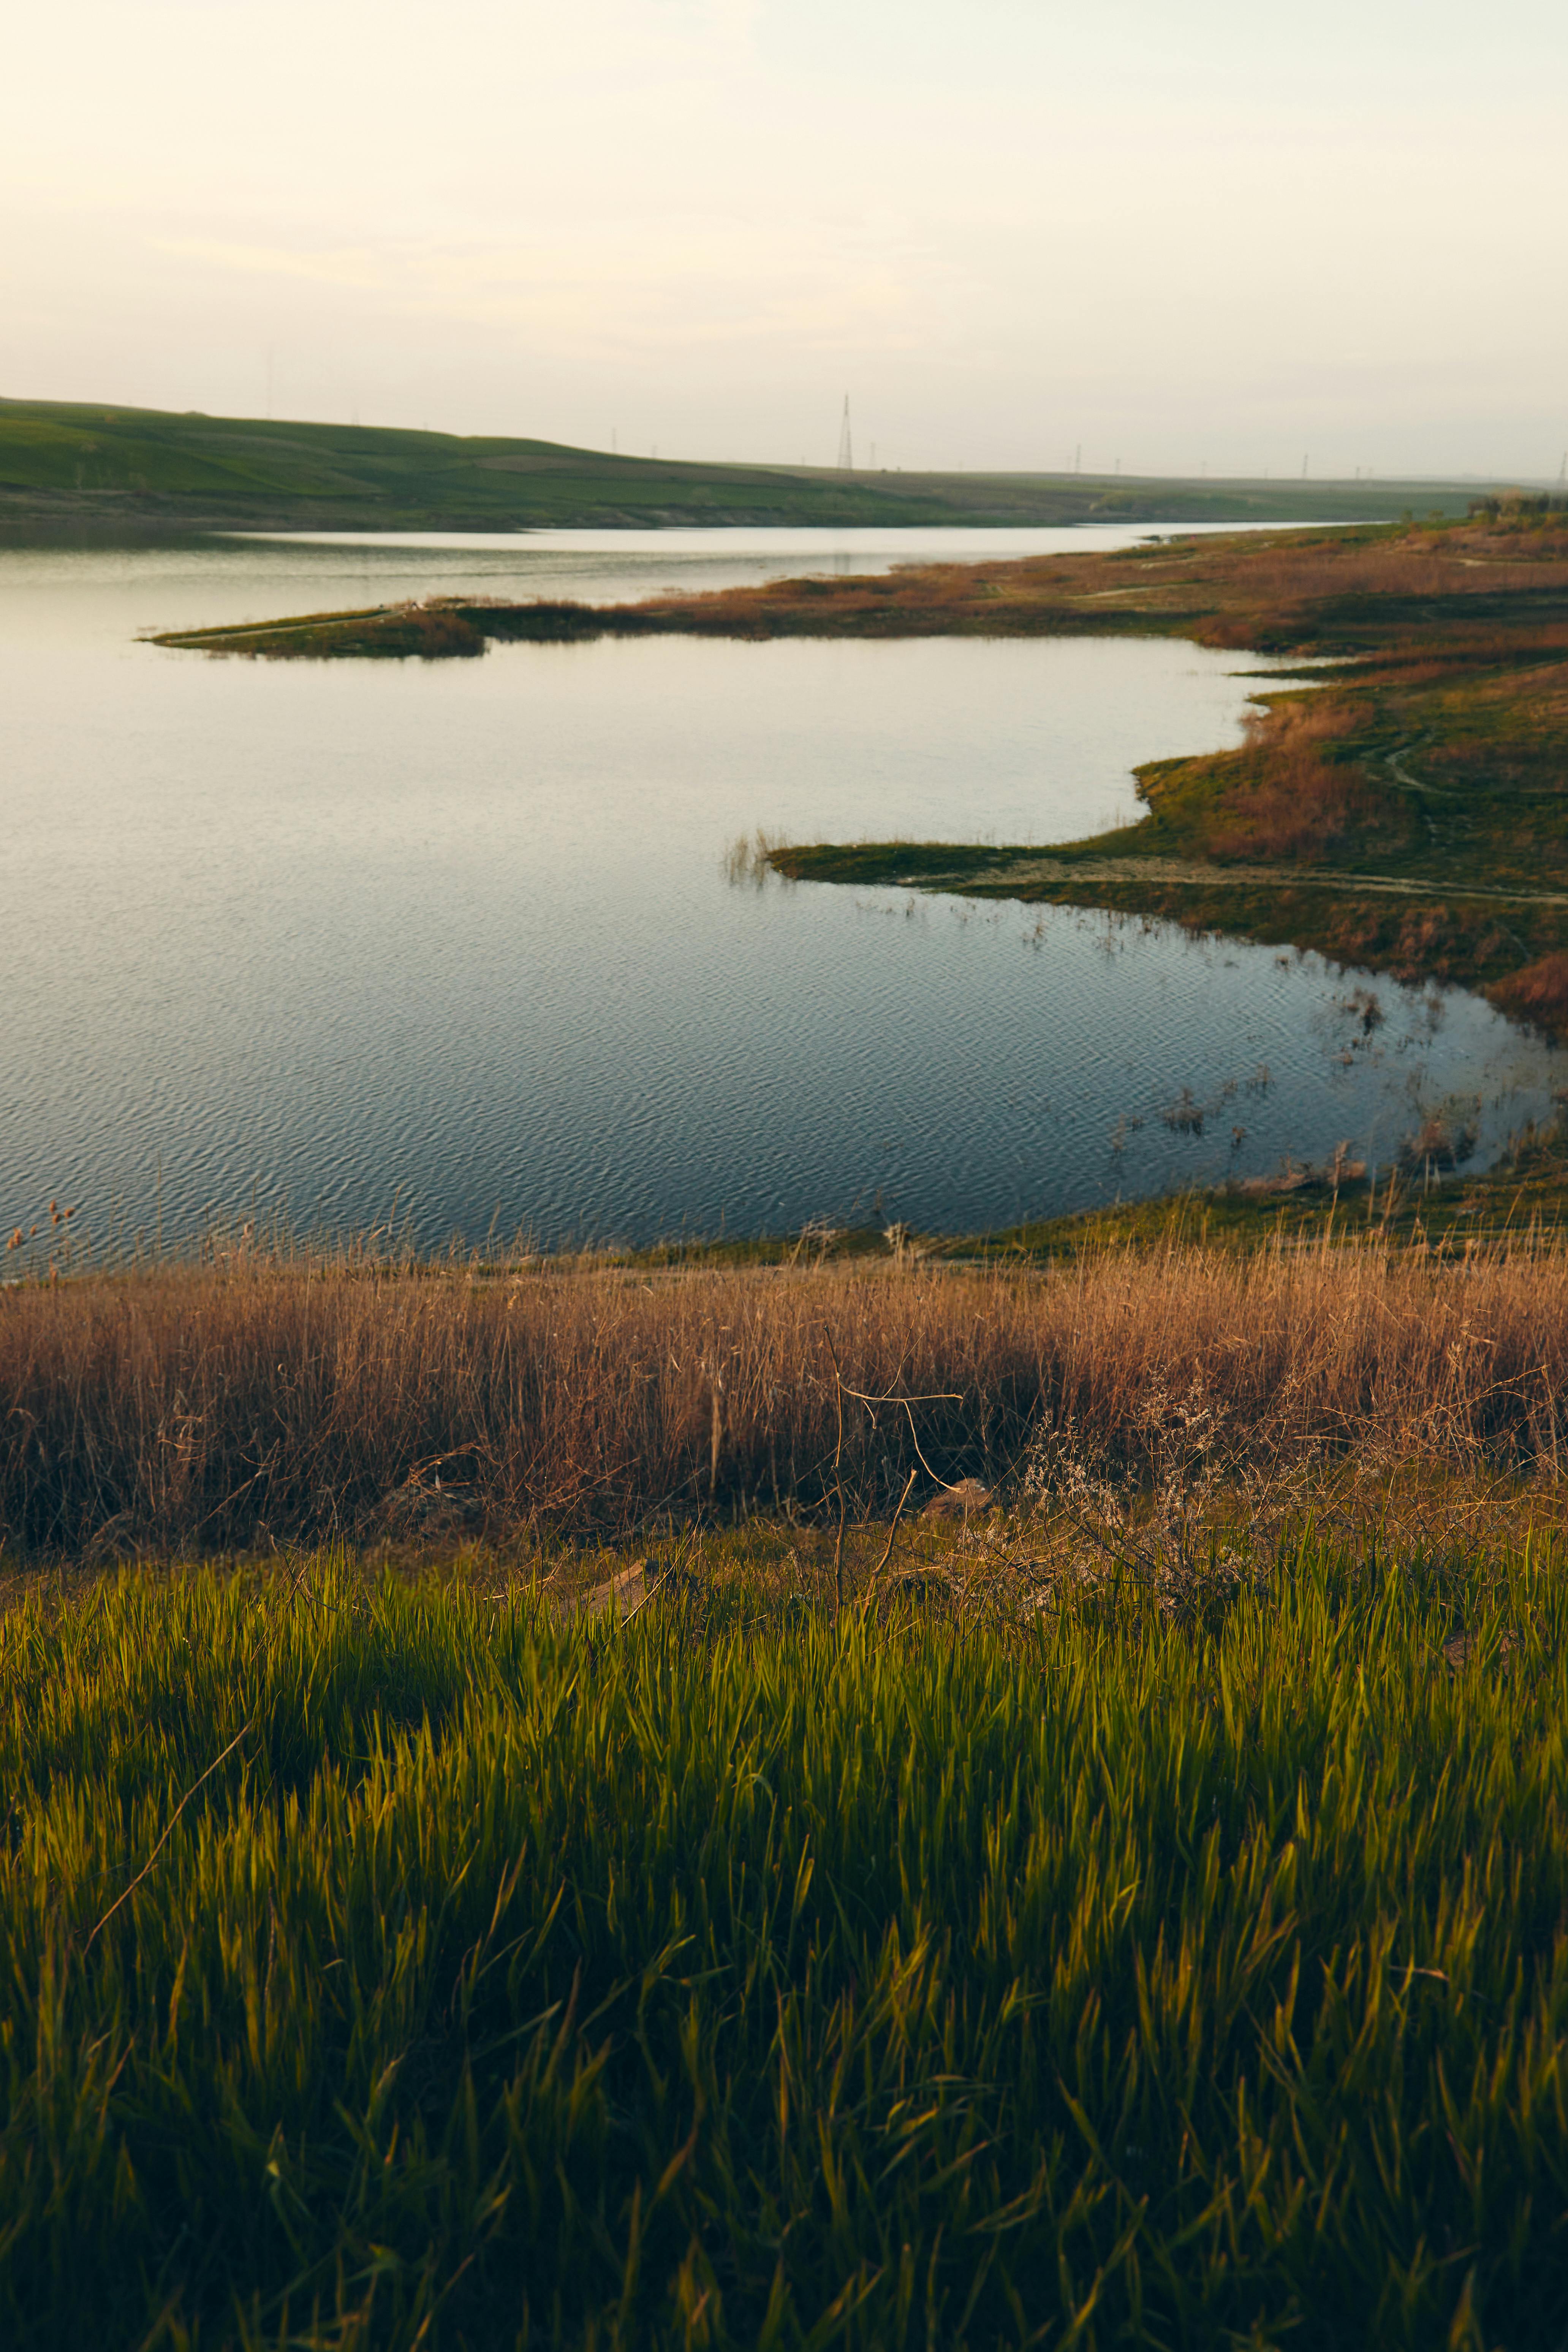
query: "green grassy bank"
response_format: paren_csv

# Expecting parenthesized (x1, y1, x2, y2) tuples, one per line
(0, 396, 1490, 534)
(623, 1136, 1568, 1271)
(756, 511, 1568, 1019)
(591, 1103, 1568, 1273)
(2, 1544, 1565, 2349)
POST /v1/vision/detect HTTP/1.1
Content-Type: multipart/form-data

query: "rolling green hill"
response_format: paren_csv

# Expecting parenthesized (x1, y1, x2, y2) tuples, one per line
(0, 395, 1494, 533)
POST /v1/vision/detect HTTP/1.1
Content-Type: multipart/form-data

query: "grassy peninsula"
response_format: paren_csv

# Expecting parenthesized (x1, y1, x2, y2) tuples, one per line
(159, 501, 1568, 1021)
(765, 503, 1568, 1027)
(0, 394, 1491, 533)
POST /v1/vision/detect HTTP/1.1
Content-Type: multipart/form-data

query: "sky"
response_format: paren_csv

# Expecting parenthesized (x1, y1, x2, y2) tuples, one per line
(5, 0, 1565, 480)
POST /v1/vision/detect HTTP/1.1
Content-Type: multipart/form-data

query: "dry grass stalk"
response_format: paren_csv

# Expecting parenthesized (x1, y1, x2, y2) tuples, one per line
(3, 1237, 1568, 1559)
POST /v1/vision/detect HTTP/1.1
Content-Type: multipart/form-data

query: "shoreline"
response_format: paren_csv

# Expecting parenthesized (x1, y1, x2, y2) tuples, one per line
(8, 1110, 1568, 1284)
(150, 507, 1568, 1019)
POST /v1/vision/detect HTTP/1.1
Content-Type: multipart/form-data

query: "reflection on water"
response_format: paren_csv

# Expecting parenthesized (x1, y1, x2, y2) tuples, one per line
(1, 528, 1562, 1250)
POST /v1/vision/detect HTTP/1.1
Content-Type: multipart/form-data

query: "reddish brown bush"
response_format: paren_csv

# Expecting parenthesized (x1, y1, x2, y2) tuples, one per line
(1203, 700, 1400, 864)
(1489, 953, 1568, 1038)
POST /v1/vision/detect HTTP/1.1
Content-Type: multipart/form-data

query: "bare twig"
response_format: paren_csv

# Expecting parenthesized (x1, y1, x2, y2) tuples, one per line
(862, 1468, 919, 1604)
(823, 1333, 848, 1610)
(83, 1721, 252, 1955)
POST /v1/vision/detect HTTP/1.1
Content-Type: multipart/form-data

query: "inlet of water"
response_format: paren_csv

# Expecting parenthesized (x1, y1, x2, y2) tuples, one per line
(2, 526, 1558, 1249)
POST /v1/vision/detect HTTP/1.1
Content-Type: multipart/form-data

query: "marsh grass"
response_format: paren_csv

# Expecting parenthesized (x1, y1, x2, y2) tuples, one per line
(2, 1540, 1566, 2347)
(6, 1235, 1568, 1559)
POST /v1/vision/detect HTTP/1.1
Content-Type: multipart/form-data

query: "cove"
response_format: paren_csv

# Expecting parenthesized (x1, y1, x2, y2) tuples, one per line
(2, 529, 1563, 1250)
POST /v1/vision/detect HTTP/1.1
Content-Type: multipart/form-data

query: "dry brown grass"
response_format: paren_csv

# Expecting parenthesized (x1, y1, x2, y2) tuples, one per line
(589, 520, 1568, 655)
(1201, 698, 1405, 863)
(3, 1239, 1568, 1560)
(1488, 950, 1568, 1031)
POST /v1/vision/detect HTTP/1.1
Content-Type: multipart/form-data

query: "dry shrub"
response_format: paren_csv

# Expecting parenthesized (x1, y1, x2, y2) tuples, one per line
(1204, 700, 1398, 863)
(1488, 951, 1568, 1037)
(3, 1241, 1568, 1559)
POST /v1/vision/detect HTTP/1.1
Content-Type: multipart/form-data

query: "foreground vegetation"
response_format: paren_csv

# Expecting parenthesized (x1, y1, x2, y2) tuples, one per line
(0, 1537, 1564, 2349)
(0, 397, 1453, 535)
(9, 1206, 1568, 1557)
(8, 1210, 1568, 2343)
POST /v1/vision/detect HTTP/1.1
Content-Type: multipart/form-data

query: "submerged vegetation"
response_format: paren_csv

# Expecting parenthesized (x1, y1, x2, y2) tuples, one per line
(153, 505, 1568, 1018)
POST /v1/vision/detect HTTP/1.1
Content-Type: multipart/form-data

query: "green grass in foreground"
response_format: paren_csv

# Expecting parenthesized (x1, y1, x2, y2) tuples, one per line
(3, 1544, 1566, 2347)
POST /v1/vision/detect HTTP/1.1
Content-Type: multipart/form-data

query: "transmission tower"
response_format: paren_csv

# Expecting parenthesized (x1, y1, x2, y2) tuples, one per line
(836, 395, 853, 472)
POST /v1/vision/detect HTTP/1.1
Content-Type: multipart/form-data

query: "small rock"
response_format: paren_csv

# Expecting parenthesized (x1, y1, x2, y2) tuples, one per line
(922, 1478, 992, 1522)
(563, 1560, 649, 1621)
(1442, 1629, 1519, 1671)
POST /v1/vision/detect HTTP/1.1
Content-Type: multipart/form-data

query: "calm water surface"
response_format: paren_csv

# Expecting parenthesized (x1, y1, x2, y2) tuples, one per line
(2, 526, 1562, 1249)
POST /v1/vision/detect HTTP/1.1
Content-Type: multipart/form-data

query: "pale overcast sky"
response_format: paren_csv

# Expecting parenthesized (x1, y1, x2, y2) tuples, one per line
(5, 0, 1564, 478)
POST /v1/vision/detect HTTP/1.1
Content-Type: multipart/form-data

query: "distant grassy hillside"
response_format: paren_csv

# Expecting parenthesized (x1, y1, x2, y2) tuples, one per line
(0, 394, 1492, 532)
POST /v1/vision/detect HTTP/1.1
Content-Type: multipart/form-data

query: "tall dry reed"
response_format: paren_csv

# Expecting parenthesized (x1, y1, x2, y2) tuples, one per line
(2, 1240, 1565, 1557)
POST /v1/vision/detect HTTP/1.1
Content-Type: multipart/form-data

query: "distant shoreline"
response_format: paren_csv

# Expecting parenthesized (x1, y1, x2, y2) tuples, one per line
(0, 393, 1493, 534)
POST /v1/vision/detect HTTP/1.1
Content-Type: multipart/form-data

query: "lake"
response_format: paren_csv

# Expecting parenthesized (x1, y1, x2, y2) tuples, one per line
(3, 524, 1563, 1252)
